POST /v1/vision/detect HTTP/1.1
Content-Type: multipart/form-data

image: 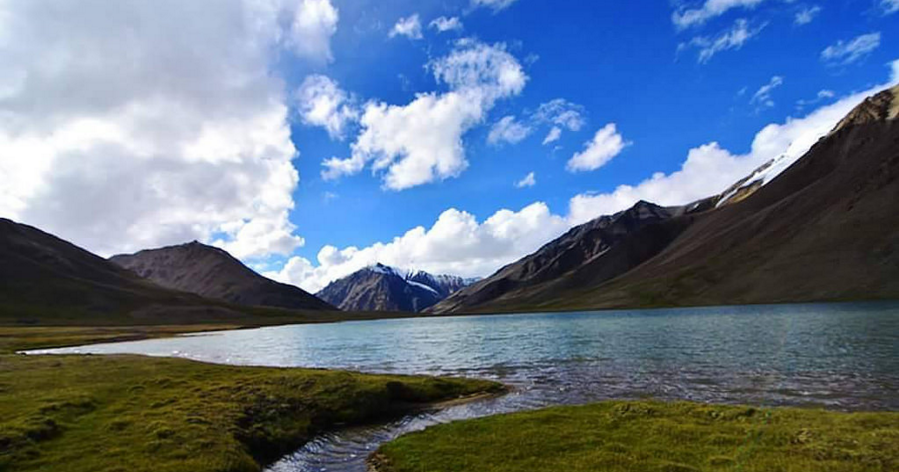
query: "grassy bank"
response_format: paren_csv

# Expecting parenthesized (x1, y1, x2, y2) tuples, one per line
(0, 353, 503, 472)
(374, 401, 899, 472)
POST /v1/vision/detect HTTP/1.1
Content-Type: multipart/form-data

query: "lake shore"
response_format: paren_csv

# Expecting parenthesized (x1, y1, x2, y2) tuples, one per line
(372, 400, 899, 472)
(0, 329, 505, 472)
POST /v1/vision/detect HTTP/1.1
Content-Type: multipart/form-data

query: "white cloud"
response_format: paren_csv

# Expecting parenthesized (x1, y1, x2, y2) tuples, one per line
(389, 14, 423, 40)
(471, 0, 520, 13)
(0, 0, 340, 259)
(567, 124, 630, 172)
(543, 127, 562, 145)
(679, 19, 765, 63)
(672, 0, 767, 29)
(430, 40, 529, 100)
(821, 33, 881, 66)
(288, 0, 340, 63)
(568, 60, 899, 224)
(796, 89, 835, 109)
(515, 172, 537, 188)
(295, 75, 358, 139)
(533, 98, 585, 127)
(488, 115, 532, 145)
(794, 5, 821, 25)
(530, 99, 585, 145)
(430, 16, 464, 33)
(322, 40, 527, 190)
(750, 75, 784, 108)
(266, 202, 568, 292)
(882, 0, 899, 15)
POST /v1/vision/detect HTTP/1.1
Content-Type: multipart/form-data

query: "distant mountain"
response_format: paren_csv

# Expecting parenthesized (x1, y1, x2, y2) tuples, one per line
(317, 264, 474, 312)
(429, 200, 692, 313)
(110, 242, 334, 311)
(0, 218, 246, 324)
(432, 84, 899, 313)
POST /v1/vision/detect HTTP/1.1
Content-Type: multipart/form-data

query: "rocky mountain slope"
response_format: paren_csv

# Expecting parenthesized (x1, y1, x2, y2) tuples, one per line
(0, 219, 250, 324)
(429, 201, 693, 313)
(110, 242, 334, 311)
(433, 84, 899, 313)
(317, 264, 473, 312)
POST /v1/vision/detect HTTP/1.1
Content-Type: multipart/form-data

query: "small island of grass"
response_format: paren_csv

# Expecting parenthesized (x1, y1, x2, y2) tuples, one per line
(373, 401, 899, 472)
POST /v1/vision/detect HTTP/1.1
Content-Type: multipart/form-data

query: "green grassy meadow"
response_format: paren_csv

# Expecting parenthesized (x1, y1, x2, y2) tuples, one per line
(374, 400, 899, 472)
(0, 347, 502, 472)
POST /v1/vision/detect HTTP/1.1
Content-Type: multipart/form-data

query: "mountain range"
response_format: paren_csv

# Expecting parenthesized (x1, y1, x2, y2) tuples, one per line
(316, 263, 475, 312)
(2, 84, 897, 323)
(0, 221, 335, 325)
(431, 84, 899, 313)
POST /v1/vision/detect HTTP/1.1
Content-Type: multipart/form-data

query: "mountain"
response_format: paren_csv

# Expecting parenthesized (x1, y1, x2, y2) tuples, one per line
(0, 218, 251, 324)
(429, 200, 693, 313)
(406, 270, 477, 298)
(317, 264, 473, 312)
(110, 242, 334, 311)
(432, 84, 899, 313)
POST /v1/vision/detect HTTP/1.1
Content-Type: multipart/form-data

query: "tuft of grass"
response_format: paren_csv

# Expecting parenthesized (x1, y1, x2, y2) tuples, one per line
(374, 401, 899, 472)
(0, 354, 503, 472)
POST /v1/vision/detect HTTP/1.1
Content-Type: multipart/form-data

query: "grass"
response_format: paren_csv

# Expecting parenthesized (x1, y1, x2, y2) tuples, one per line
(374, 401, 899, 472)
(0, 353, 503, 472)
(0, 326, 504, 472)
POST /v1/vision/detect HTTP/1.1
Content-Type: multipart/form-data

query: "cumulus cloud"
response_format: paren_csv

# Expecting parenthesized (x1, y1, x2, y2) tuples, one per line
(821, 32, 881, 66)
(672, 0, 767, 29)
(389, 14, 423, 40)
(295, 75, 358, 139)
(567, 124, 630, 172)
(750, 75, 784, 108)
(679, 19, 765, 63)
(882, 0, 899, 15)
(568, 60, 899, 224)
(430, 16, 464, 33)
(0, 0, 340, 259)
(288, 0, 340, 63)
(265, 202, 568, 292)
(488, 115, 532, 145)
(471, 0, 520, 13)
(515, 172, 537, 188)
(794, 5, 821, 25)
(322, 40, 527, 190)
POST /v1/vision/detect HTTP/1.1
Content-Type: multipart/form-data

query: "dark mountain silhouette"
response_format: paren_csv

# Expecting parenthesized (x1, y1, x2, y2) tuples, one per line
(110, 242, 334, 311)
(0, 218, 249, 324)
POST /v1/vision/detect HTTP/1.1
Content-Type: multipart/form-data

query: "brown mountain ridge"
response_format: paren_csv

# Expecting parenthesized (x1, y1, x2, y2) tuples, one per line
(110, 242, 334, 311)
(432, 84, 899, 313)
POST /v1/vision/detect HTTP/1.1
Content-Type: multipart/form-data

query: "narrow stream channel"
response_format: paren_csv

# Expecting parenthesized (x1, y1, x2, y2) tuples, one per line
(32, 302, 899, 472)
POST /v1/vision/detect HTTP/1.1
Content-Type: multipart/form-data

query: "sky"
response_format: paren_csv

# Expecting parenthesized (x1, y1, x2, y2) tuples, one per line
(1, 0, 898, 293)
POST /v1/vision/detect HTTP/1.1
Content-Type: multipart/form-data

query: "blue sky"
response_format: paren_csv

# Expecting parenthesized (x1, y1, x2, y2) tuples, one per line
(274, 0, 899, 289)
(1, 0, 897, 292)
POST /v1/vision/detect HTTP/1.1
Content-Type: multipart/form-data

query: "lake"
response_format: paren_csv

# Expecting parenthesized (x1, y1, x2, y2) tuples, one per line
(32, 302, 899, 471)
